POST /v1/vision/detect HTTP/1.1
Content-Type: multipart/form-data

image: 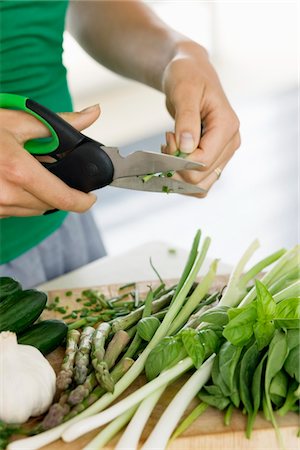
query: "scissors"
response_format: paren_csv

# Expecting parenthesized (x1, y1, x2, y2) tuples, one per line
(0, 93, 206, 196)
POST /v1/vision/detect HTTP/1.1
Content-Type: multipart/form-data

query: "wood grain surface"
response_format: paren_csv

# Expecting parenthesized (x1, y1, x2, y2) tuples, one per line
(13, 278, 299, 450)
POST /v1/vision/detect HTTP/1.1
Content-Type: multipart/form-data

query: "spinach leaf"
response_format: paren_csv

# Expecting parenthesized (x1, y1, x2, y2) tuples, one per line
(284, 345, 300, 382)
(264, 330, 289, 436)
(145, 335, 186, 380)
(239, 342, 261, 415)
(198, 387, 231, 410)
(230, 359, 241, 408)
(223, 304, 257, 346)
(275, 298, 300, 329)
(181, 328, 204, 369)
(249, 353, 268, 437)
(277, 379, 299, 416)
(211, 353, 231, 397)
(253, 321, 275, 351)
(200, 306, 229, 327)
(218, 341, 243, 397)
(269, 370, 288, 407)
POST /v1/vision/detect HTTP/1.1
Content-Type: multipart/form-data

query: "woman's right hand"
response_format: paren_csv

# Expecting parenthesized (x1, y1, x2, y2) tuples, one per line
(0, 104, 100, 218)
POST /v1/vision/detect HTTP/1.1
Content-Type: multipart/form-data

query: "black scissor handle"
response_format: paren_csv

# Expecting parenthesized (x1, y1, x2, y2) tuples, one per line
(43, 140, 114, 193)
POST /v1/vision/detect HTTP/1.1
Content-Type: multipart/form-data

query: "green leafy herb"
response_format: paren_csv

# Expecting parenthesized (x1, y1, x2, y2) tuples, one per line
(137, 317, 160, 342)
(145, 336, 186, 380)
(180, 328, 205, 369)
(223, 304, 257, 346)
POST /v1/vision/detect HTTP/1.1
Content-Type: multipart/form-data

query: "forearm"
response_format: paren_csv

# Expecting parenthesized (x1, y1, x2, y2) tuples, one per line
(67, 0, 199, 91)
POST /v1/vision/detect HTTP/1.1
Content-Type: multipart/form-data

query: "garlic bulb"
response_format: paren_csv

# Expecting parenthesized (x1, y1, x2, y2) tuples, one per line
(0, 331, 56, 423)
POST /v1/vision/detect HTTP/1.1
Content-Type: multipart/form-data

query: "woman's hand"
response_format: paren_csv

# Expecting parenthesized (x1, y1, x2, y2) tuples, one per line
(0, 105, 100, 218)
(162, 41, 241, 196)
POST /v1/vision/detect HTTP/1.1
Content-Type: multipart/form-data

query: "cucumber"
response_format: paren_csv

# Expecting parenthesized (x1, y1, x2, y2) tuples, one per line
(18, 320, 68, 355)
(0, 289, 47, 334)
(0, 277, 22, 301)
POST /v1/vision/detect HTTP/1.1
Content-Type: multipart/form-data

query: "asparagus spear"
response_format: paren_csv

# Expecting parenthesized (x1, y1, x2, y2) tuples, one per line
(111, 293, 172, 332)
(56, 329, 80, 390)
(67, 372, 98, 406)
(104, 330, 130, 369)
(42, 392, 70, 430)
(95, 361, 115, 393)
(94, 330, 130, 392)
(74, 326, 95, 385)
(64, 358, 134, 420)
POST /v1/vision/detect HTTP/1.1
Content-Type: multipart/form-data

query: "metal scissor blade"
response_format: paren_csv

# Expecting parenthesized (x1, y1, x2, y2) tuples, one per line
(102, 147, 205, 179)
(110, 176, 207, 195)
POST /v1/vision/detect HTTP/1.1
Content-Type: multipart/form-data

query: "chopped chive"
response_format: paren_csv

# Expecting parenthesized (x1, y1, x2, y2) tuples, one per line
(119, 282, 136, 291)
(65, 291, 73, 297)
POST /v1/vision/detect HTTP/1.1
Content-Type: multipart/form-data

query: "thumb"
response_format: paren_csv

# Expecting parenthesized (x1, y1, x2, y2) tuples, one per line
(58, 104, 101, 133)
(14, 104, 101, 142)
(174, 101, 201, 153)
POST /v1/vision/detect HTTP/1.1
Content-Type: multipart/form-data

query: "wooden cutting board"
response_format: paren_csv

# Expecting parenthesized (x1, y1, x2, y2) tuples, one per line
(17, 278, 299, 450)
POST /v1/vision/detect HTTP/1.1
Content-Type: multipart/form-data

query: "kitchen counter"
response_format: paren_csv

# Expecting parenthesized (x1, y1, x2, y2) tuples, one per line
(37, 241, 232, 291)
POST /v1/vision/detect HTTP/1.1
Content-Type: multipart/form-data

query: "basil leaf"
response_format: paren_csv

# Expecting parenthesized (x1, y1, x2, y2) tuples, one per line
(223, 304, 257, 346)
(286, 329, 300, 350)
(255, 280, 276, 321)
(137, 317, 160, 341)
(275, 298, 300, 329)
(253, 321, 275, 350)
(200, 306, 229, 327)
(145, 335, 186, 380)
(197, 327, 222, 358)
(181, 328, 204, 369)
(284, 345, 300, 382)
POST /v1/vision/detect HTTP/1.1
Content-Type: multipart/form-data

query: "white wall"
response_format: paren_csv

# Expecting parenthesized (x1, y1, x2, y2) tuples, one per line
(62, 1, 298, 263)
(63, 1, 298, 132)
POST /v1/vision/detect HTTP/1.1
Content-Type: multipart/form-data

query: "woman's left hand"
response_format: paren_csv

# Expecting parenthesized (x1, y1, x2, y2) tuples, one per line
(162, 41, 241, 196)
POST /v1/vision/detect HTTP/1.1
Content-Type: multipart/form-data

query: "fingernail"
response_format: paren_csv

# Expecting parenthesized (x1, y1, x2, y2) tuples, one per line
(179, 132, 194, 152)
(81, 104, 99, 114)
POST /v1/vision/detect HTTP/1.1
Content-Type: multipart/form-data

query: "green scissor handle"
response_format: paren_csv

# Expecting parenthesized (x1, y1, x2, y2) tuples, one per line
(0, 93, 60, 155)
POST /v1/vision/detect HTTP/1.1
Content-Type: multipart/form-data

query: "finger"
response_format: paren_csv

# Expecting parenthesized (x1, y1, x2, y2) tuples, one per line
(0, 206, 45, 218)
(173, 96, 201, 153)
(12, 147, 97, 212)
(197, 159, 228, 193)
(196, 108, 240, 167)
(179, 131, 241, 185)
(1, 184, 53, 211)
(165, 131, 178, 154)
(2, 104, 101, 143)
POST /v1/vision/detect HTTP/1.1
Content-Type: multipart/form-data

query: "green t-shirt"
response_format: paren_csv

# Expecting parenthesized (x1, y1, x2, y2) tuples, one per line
(0, 0, 72, 264)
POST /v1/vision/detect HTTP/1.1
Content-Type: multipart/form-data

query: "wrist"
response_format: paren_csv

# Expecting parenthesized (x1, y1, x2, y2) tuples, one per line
(161, 39, 216, 95)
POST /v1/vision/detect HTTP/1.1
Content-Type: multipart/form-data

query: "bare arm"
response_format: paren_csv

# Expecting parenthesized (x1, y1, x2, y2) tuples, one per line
(68, 0, 240, 194)
(67, 0, 188, 90)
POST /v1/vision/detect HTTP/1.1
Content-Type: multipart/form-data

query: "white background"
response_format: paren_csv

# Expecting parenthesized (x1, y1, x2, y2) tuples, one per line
(62, 1, 298, 266)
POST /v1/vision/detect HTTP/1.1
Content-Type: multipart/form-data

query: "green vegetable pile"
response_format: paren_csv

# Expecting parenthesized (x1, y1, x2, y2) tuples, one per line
(2, 231, 299, 450)
(187, 280, 299, 443)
